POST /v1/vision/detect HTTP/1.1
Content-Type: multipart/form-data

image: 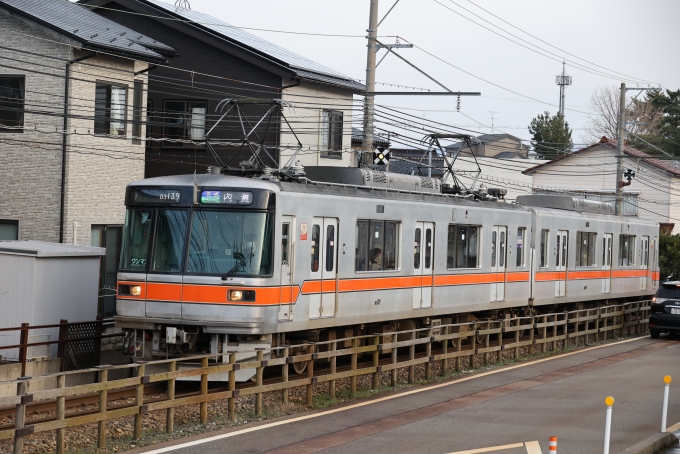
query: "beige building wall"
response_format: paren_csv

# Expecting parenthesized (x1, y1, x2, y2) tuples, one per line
(63, 51, 148, 245)
(280, 82, 355, 168)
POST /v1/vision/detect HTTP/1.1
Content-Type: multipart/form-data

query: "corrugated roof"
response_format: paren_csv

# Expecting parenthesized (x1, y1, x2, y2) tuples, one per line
(0, 241, 105, 257)
(524, 137, 680, 177)
(0, 0, 174, 63)
(140, 0, 364, 91)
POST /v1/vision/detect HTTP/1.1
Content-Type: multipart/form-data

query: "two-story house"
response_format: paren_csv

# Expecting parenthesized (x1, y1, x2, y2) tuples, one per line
(79, 0, 365, 175)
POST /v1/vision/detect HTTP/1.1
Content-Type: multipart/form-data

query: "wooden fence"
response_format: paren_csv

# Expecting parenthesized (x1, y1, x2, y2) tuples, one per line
(0, 301, 650, 453)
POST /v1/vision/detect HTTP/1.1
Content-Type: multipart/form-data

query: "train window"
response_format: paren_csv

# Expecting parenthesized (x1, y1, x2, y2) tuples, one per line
(151, 209, 188, 272)
(425, 228, 432, 269)
(414, 228, 422, 269)
(325, 225, 335, 272)
(540, 230, 549, 268)
(120, 208, 153, 271)
(618, 234, 636, 266)
(499, 230, 506, 267)
(576, 232, 597, 267)
(311, 224, 321, 272)
(446, 225, 480, 269)
(516, 228, 526, 267)
(281, 223, 289, 266)
(187, 210, 274, 276)
(491, 231, 497, 267)
(355, 220, 400, 272)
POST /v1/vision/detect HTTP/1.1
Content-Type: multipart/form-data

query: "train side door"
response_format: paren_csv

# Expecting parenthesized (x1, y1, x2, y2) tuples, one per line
(309, 217, 338, 319)
(413, 222, 434, 309)
(602, 233, 612, 293)
(555, 230, 568, 297)
(278, 216, 294, 321)
(490, 226, 507, 302)
(641, 235, 649, 291)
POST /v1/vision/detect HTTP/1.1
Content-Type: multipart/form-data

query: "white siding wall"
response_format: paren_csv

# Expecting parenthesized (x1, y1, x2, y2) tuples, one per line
(530, 145, 672, 226)
(280, 82, 355, 168)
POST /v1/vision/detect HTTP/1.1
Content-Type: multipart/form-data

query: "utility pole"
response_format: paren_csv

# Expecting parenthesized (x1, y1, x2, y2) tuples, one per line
(362, 0, 379, 161)
(615, 82, 626, 216)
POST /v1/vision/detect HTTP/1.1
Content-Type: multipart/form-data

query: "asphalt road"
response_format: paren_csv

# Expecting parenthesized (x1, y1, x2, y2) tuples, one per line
(132, 336, 680, 454)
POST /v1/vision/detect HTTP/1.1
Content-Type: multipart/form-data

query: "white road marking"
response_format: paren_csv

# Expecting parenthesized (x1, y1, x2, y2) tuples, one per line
(524, 441, 544, 454)
(139, 337, 644, 453)
(446, 442, 525, 453)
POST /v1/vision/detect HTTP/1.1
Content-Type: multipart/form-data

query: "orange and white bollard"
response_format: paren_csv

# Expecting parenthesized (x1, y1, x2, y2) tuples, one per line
(549, 436, 557, 453)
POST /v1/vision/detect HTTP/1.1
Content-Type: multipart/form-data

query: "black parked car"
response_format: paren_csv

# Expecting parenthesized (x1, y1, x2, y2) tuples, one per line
(650, 281, 680, 338)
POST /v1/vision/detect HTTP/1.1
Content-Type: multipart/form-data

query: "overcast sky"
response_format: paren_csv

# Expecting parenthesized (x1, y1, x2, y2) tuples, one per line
(121, 0, 677, 147)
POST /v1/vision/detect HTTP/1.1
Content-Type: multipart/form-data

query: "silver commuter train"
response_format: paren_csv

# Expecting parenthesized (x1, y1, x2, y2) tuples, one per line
(115, 167, 659, 378)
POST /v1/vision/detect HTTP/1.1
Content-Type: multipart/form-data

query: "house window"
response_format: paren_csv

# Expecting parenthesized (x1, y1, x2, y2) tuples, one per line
(355, 220, 400, 271)
(131, 80, 143, 144)
(0, 76, 24, 132)
(576, 232, 597, 267)
(94, 82, 127, 136)
(516, 227, 526, 267)
(446, 224, 480, 269)
(618, 234, 636, 266)
(321, 110, 343, 157)
(0, 220, 18, 240)
(163, 100, 207, 145)
(540, 229, 549, 268)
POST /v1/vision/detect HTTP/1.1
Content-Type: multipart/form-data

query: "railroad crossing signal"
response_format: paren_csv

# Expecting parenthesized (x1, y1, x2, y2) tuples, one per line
(374, 149, 390, 165)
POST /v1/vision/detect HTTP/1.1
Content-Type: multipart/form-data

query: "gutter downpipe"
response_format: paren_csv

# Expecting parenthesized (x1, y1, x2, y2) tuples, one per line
(59, 52, 96, 243)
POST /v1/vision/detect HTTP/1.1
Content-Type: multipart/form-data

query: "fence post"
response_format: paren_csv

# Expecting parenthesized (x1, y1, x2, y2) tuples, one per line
(166, 361, 176, 433)
(456, 336, 462, 372)
(56, 374, 65, 454)
(542, 315, 548, 353)
(470, 323, 476, 369)
(372, 335, 380, 389)
(57, 320, 67, 372)
(255, 349, 264, 415)
(329, 342, 336, 398)
(484, 326, 490, 365)
(18, 323, 29, 378)
(391, 343, 398, 387)
(497, 321, 503, 363)
(425, 329, 432, 379)
(595, 308, 601, 343)
(97, 366, 109, 448)
(514, 319, 520, 359)
(441, 331, 448, 377)
(603, 396, 614, 454)
(573, 312, 579, 348)
(552, 314, 558, 351)
(228, 352, 236, 421)
(282, 348, 289, 405)
(408, 330, 415, 383)
(529, 316, 535, 356)
(662, 375, 672, 433)
(134, 363, 146, 440)
(13, 377, 30, 454)
(350, 338, 358, 396)
(200, 356, 209, 423)
(602, 308, 608, 341)
(306, 344, 315, 405)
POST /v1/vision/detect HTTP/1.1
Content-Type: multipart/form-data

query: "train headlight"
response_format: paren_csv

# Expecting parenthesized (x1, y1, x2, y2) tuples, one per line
(230, 290, 243, 301)
(228, 289, 256, 302)
(131, 285, 142, 296)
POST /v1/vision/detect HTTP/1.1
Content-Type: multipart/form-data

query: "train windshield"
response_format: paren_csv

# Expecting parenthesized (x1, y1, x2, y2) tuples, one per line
(120, 208, 152, 271)
(187, 210, 274, 277)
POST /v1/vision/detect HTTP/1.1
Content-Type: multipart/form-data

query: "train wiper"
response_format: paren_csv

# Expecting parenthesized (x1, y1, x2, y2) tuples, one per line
(221, 251, 255, 280)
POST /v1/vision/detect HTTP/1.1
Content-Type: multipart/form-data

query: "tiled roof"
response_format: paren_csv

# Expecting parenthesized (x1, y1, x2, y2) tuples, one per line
(523, 137, 680, 176)
(388, 148, 446, 177)
(0, 0, 173, 64)
(351, 127, 389, 146)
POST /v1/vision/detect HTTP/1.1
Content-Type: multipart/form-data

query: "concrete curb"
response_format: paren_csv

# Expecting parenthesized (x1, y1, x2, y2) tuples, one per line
(619, 432, 678, 454)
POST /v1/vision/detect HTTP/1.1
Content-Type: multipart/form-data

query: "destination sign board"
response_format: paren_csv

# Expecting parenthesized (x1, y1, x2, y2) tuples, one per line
(201, 190, 254, 205)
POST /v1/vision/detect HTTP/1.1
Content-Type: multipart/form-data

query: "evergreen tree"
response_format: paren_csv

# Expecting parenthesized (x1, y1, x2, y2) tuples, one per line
(528, 112, 573, 160)
(631, 89, 680, 156)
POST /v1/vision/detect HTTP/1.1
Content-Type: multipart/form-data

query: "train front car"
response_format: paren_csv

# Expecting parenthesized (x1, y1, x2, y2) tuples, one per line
(116, 175, 280, 380)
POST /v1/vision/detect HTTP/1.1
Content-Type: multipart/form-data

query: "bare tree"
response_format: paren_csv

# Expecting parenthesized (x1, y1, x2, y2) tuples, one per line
(582, 85, 663, 143)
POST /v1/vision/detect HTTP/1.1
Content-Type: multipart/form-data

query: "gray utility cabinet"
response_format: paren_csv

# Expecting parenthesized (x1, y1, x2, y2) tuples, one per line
(0, 241, 104, 360)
